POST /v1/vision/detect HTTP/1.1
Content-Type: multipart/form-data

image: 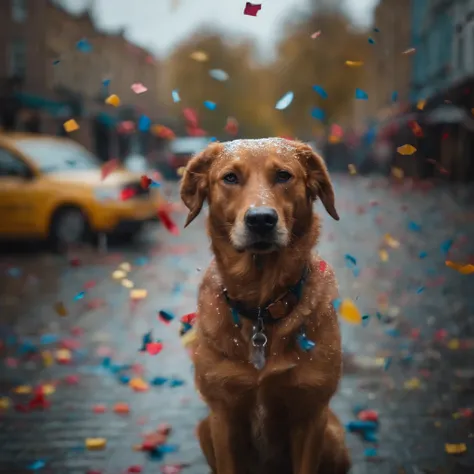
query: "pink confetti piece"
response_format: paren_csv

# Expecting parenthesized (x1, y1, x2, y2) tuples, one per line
(311, 30, 321, 39)
(131, 83, 148, 94)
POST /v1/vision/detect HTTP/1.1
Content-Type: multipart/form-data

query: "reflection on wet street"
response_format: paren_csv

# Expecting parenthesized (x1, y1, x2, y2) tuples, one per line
(1, 176, 474, 474)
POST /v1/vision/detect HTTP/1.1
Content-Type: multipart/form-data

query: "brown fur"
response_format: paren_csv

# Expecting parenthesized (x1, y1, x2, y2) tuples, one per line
(181, 139, 350, 474)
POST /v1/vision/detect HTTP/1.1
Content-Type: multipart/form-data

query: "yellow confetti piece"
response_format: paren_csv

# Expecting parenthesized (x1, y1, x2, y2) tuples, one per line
(397, 144, 417, 155)
(0, 397, 10, 409)
(63, 119, 79, 132)
(417, 99, 426, 110)
(379, 249, 389, 262)
(54, 301, 68, 317)
(404, 377, 421, 390)
(348, 164, 357, 175)
(345, 60, 364, 67)
(339, 299, 362, 324)
(384, 234, 400, 249)
(181, 327, 197, 348)
(121, 279, 134, 289)
(177, 166, 186, 177)
(41, 384, 56, 395)
(402, 47, 416, 55)
(447, 338, 460, 350)
(445, 443, 467, 454)
(119, 262, 131, 272)
(130, 289, 147, 300)
(129, 378, 149, 392)
(14, 385, 32, 394)
(42, 350, 54, 367)
(85, 438, 107, 450)
(105, 94, 121, 107)
(391, 167, 404, 179)
(445, 261, 474, 275)
(56, 349, 72, 361)
(190, 50, 208, 62)
(112, 270, 126, 280)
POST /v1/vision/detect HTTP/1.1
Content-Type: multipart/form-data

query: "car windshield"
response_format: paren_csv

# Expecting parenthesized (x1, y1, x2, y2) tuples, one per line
(15, 139, 100, 173)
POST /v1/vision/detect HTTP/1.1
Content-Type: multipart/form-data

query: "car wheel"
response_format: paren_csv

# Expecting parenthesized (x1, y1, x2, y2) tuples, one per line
(49, 207, 89, 251)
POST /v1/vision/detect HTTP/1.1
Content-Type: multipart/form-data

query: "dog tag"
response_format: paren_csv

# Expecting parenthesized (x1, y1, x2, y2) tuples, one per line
(251, 331, 267, 370)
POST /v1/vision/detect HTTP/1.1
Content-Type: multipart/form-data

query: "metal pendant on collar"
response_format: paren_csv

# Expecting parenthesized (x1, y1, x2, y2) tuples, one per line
(250, 309, 267, 370)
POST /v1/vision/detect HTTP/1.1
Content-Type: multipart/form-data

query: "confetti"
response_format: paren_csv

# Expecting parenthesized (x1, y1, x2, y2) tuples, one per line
(158, 310, 175, 324)
(338, 299, 362, 324)
(417, 99, 426, 110)
(122, 279, 134, 288)
(312, 85, 328, 99)
(157, 207, 179, 235)
(384, 234, 400, 248)
(86, 438, 107, 450)
(397, 144, 417, 155)
(391, 167, 404, 179)
(225, 116, 239, 135)
(348, 164, 357, 175)
(140, 175, 152, 189)
(171, 90, 180, 102)
(404, 377, 421, 390)
(368, 37, 375, 44)
(204, 100, 217, 110)
(138, 115, 152, 132)
(310, 30, 321, 39)
(297, 332, 316, 351)
(391, 91, 398, 102)
(379, 249, 389, 262)
(445, 443, 467, 454)
(345, 60, 363, 67)
(146, 342, 163, 355)
(402, 47, 416, 55)
(189, 51, 208, 62)
(63, 119, 79, 132)
(54, 301, 68, 316)
(101, 158, 119, 181)
(209, 69, 229, 81)
(131, 83, 147, 94)
(76, 38, 92, 53)
(130, 289, 148, 300)
(28, 460, 46, 470)
(355, 88, 368, 100)
(74, 291, 85, 301)
(244, 2, 261, 16)
(445, 261, 474, 274)
(112, 270, 126, 280)
(105, 94, 120, 107)
(113, 402, 130, 414)
(310, 107, 325, 120)
(275, 91, 294, 110)
(129, 378, 149, 392)
(120, 262, 131, 272)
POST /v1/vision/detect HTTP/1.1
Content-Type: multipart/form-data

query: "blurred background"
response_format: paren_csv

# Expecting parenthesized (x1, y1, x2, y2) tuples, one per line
(1, 1, 474, 473)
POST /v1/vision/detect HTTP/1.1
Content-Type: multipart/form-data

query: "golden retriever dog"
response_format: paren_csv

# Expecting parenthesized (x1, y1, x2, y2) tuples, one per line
(180, 138, 350, 474)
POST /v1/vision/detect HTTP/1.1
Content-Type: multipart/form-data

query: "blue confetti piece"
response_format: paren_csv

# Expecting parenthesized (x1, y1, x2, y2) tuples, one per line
(408, 221, 421, 232)
(440, 239, 453, 254)
(74, 291, 85, 301)
(368, 37, 375, 44)
(138, 115, 151, 132)
(362, 315, 370, 327)
(344, 254, 357, 267)
(150, 376, 168, 386)
(76, 38, 92, 53)
(384, 357, 392, 371)
(169, 378, 185, 388)
(231, 307, 240, 325)
(373, 27, 380, 32)
(355, 88, 368, 100)
(391, 91, 398, 102)
(419, 251, 427, 259)
(310, 107, 325, 120)
(149, 180, 161, 188)
(385, 328, 401, 338)
(40, 334, 59, 345)
(171, 89, 180, 103)
(364, 448, 378, 457)
(118, 374, 131, 384)
(28, 460, 46, 470)
(376, 312, 383, 321)
(204, 100, 216, 110)
(209, 137, 218, 142)
(102, 357, 112, 367)
(297, 332, 316, 351)
(53, 59, 60, 65)
(364, 431, 378, 442)
(312, 84, 328, 99)
(416, 286, 425, 294)
(158, 310, 175, 323)
(102, 79, 111, 87)
(160, 444, 179, 453)
(332, 298, 342, 311)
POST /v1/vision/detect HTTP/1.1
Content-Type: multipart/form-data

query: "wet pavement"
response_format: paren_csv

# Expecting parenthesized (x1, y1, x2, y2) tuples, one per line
(1, 176, 474, 474)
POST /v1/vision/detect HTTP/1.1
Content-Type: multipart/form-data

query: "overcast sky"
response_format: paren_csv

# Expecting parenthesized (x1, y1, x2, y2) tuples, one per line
(62, 0, 378, 59)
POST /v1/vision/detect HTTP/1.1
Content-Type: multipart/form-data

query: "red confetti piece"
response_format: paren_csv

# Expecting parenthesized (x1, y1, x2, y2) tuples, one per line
(101, 158, 119, 181)
(357, 409, 378, 422)
(319, 260, 328, 272)
(64, 375, 80, 385)
(183, 108, 198, 127)
(128, 466, 143, 473)
(141, 175, 152, 189)
(146, 342, 163, 355)
(180, 312, 197, 325)
(93, 404, 107, 413)
(244, 2, 261, 16)
(224, 117, 239, 135)
(157, 207, 179, 235)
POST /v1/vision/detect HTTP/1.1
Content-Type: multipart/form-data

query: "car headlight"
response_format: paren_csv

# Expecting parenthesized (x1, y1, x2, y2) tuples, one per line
(94, 188, 121, 201)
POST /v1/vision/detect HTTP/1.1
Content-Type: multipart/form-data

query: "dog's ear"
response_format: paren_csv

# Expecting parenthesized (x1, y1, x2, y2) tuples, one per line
(296, 142, 339, 221)
(180, 142, 221, 227)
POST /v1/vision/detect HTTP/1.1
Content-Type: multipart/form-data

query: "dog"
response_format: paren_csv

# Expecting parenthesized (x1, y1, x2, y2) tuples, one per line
(180, 138, 350, 474)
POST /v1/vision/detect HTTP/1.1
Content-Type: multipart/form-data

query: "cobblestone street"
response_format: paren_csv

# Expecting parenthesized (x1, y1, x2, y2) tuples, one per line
(1, 176, 474, 474)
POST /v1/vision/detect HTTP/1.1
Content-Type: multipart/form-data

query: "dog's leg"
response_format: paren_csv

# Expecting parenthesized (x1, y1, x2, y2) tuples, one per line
(197, 416, 217, 473)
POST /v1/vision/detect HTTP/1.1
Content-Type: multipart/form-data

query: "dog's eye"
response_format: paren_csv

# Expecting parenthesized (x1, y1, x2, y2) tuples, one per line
(276, 170, 292, 183)
(223, 172, 239, 184)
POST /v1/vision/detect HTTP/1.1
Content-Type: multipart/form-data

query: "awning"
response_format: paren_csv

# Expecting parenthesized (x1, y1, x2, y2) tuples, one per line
(424, 104, 474, 130)
(14, 92, 70, 116)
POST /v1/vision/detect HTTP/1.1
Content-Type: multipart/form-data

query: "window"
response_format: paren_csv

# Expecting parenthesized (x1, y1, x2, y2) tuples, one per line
(457, 35, 465, 71)
(0, 149, 31, 178)
(9, 39, 26, 78)
(11, 0, 27, 23)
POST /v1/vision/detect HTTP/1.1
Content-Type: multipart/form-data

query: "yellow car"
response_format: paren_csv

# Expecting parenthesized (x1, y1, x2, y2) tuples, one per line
(0, 133, 163, 247)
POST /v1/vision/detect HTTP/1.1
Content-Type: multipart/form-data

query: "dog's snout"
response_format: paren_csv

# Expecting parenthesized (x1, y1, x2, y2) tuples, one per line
(244, 207, 278, 234)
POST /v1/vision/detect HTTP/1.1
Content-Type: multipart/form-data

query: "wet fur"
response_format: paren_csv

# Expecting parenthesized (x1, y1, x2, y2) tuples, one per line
(181, 139, 350, 474)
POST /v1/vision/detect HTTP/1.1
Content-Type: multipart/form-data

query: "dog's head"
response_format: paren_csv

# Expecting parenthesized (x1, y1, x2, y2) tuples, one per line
(180, 138, 339, 254)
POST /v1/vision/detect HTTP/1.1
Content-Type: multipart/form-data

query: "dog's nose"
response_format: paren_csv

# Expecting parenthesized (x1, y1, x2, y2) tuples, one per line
(244, 207, 278, 234)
